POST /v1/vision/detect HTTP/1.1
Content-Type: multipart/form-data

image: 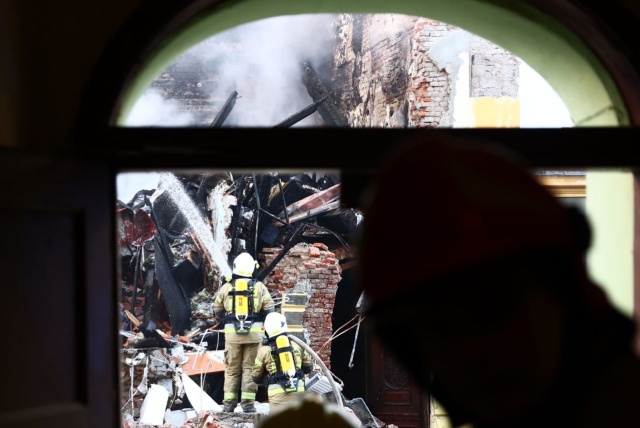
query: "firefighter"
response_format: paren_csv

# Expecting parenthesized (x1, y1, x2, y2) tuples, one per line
(252, 312, 314, 413)
(213, 252, 275, 413)
(357, 134, 640, 428)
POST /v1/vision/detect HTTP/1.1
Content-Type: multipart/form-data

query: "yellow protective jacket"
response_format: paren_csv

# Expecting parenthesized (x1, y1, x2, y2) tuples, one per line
(251, 338, 314, 396)
(213, 276, 274, 344)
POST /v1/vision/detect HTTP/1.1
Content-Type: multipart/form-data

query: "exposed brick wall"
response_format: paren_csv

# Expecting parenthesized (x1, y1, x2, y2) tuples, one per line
(260, 243, 342, 369)
(332, 14, 457, 128)
(333, 14, 417, 127)
(470, 35, 519, 98)
(408, 19, 457, 127)
(332, 14, 518, 128)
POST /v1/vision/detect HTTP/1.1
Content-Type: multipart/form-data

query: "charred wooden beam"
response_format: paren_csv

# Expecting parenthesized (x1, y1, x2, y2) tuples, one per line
(228, 177, 246, 266)
(277, 183, 341, 219)
(301, 61, 349, 127)
(278, 179, 290, 224)
(129, 246, 142, 327)
(153, 235, 192, 337)
(285, 200, 341, 223)
(265, 174, 319, 215)
(209, 90, 238, 128)
(194, 173, 209, 203)
(273, 96, 328, 128)
(257, 223, 305, 282)
(247, 173, 272, 258)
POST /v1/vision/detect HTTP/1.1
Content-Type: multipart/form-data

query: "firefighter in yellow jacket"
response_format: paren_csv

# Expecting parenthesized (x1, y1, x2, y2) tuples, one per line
(213, 252, 275, 413)
(252, 311, 314, 413)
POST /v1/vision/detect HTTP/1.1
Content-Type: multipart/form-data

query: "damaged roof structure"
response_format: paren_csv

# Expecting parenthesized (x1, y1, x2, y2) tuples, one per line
(117, 170, 379, 427)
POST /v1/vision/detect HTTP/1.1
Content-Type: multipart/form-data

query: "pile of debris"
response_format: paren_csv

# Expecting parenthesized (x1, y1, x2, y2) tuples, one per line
(119, 342, 379, 428)
(116, 170, 371, 427)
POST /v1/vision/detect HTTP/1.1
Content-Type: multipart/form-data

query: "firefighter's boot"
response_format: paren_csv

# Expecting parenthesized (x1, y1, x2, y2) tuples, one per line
(241, 401, 256, 413)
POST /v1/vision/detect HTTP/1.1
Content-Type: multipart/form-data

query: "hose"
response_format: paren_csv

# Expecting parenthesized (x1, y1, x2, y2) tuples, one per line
(287, 334, 345, 411)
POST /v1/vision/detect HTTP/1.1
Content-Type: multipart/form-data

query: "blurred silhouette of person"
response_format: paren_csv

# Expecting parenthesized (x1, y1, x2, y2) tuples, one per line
(357, 134, 640, 428)
(258, 393, 359, 428)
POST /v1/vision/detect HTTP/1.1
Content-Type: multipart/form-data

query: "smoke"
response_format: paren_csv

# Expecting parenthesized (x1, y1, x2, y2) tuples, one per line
(126, 89, 196, 126)
(125, 14, 338, 127)
(117, 172, 161, 203)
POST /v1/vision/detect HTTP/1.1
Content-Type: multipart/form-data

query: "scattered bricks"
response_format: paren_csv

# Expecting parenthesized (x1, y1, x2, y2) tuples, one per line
(309, 246, 321, 257)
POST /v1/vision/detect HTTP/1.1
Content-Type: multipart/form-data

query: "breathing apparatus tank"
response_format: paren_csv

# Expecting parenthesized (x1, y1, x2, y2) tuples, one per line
(233, 278, 250, 320)
(264, 312, 297, 382)
(275, 335, 296, 376)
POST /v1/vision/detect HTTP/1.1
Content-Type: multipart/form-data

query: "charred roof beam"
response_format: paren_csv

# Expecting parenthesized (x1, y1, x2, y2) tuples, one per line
(209, 90, 239, 127)
(273, 95, 328, 128)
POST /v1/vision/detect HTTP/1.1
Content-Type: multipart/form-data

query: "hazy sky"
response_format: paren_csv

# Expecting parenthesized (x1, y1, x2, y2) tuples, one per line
(519, 61, 573, 127)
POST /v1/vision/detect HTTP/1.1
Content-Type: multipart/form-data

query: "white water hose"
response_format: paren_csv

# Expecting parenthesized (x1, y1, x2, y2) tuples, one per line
(287, 334, 345, 411)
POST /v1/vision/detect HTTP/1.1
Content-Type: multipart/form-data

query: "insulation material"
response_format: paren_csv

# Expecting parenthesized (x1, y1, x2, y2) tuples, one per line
(139, 384, 169, 426)
(181, 371, 222, 413)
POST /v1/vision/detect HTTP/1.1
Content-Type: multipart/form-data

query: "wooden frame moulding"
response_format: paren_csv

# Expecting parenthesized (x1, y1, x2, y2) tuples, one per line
(536, 175, 586, 198)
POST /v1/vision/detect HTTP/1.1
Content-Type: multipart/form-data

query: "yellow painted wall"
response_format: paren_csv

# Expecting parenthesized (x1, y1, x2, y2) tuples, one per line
(472, 97, 520, 127)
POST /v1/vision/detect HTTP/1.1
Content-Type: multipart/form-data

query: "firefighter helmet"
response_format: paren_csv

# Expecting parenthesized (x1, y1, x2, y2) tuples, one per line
(233, 252, 258, 277)
(264, 312, 288, 338)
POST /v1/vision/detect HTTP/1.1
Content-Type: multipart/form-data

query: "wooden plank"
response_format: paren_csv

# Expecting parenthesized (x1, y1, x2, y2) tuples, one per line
(180, 350, 225, 376)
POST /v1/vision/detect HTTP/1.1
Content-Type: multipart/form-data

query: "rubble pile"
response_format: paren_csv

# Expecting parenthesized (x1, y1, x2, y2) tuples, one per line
(116, 170, 364, 427)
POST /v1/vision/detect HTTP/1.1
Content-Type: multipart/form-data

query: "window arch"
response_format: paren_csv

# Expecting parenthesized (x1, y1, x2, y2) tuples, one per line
(107, 0, 634, 128)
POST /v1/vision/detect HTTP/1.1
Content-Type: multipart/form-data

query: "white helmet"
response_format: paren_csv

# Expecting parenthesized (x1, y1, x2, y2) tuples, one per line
(233, 252, 258, 277)
(264, 312, 288, 338)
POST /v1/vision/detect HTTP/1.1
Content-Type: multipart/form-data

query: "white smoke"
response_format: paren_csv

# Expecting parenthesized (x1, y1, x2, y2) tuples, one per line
(126, 89, 195, 126)
(126, 14, 338, 127)
(202, 14, 338, 127)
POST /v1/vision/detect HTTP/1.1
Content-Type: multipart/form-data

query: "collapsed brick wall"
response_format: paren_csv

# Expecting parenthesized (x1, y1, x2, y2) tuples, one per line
(260, 243, 342, 369)
(331, 14, 519, 128)
(332, 14, 455, 128)
(409, 18, 457, 127)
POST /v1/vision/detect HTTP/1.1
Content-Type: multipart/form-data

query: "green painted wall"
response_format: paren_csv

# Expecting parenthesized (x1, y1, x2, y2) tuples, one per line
(586, 171, 635, 316)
